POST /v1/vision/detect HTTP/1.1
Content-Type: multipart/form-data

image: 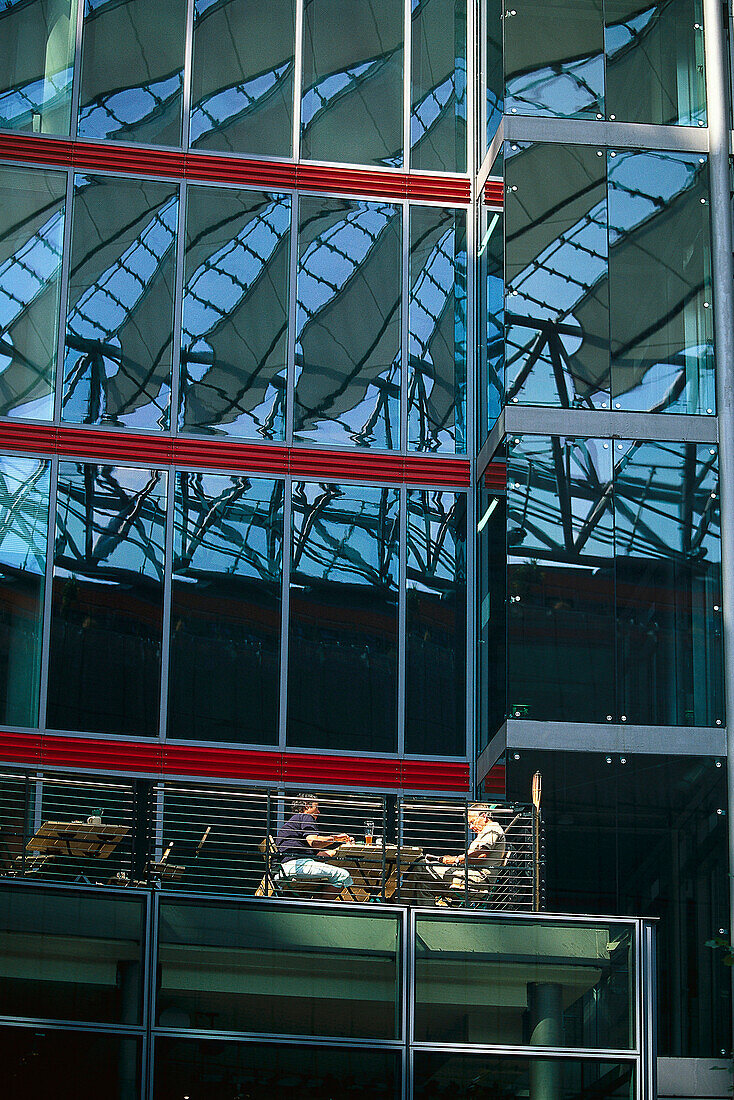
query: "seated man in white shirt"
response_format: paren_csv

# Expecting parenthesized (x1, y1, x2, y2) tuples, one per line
(424, 803, 506, 892)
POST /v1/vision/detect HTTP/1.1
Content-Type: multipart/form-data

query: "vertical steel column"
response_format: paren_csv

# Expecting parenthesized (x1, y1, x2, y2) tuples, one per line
(704, 0, 734, 1054)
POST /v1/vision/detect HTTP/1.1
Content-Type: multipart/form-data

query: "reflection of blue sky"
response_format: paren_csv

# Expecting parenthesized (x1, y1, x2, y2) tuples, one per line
(293, 484, 398, 587)
(604, 6, 656, 55)
(190, 63, 292, 144)
(55, 465, 166, 580)
(410, 226, 454, 364)
(0, 68, 73, 128)
(407, 491, 461, 592)
(301, 59, 377, 128)
(183, 195, 289, 377)
(506, 55, 603, 118)
(78, 74, 182, 139)
(67, 191, 178, 351)
(175, 474, 281, 581)
(507, 149, 708, 400)
(297, 202, 397, 332)
(0, 457, 49, 575)
(0, 210, 64, 335)
(410, 64, 466, 150)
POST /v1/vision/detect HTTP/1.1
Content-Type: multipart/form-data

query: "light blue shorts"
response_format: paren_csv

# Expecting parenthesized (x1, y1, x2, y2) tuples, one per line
(280, 857, 353, 888)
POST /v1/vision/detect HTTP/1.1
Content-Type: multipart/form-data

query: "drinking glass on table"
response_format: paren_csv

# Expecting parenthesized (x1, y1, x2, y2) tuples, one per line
(364, 820, 375, 845)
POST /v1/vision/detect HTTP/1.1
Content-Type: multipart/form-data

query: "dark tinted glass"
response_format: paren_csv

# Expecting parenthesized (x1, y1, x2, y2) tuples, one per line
(414, 1054, 634, 1099)
(0, 456, 49, 727)
(409, 206, 466, 453)
(615, 441, 722, 725)
(47, 462, 167, 735)
(476, 477, 506, 751)
(169, 473, 282, 743)
(483, 0, 503, 145)
(504, 0, 604, 118)
(507, 752, 730, 1057)
(287, 482, 399, 752)
(406, 490, 466, 756)
(77, 0, 186, 145)
(62, 174, 178, 428)
(0, 1027, 140, 1100)
(295, 196, 401, 447)
(411, 0, 466, 173)
(0, 164, 66, 420)
(190, 0, 295, 156)
(505, 143, 609, 409)
(180, 186, 290, 440)
(0, 0, 76, 135)
(605, 0, 706, 125)
(301, 0, 403, 167)
(157, 899, 401, 1038)
(608, 151, 714, 414)
(415, 913, 634, 1048)
(155, 1038, 401, 1099)
(0, 884, 145, 1023)
(478, 204, 503, 440)
(507, 436, 615, 723)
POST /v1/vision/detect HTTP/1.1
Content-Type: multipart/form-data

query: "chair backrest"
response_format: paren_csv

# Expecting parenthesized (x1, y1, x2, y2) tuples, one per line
(257, 835, 278, 859)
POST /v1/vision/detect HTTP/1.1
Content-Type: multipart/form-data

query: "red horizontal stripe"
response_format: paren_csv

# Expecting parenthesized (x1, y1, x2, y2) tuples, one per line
(0, 133, 472, 206)
(484, 178, 504, 206)
(0, 732, 470, 792)
(483, 459, 506, 492)
(0, 423, 470, 485)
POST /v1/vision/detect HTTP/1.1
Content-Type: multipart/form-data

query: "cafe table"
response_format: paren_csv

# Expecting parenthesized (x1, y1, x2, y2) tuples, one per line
(326, 841, 424, 902)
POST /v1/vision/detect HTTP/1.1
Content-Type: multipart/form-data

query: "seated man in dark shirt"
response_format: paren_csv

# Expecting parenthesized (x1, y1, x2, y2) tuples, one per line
(275, 794, 354, 899)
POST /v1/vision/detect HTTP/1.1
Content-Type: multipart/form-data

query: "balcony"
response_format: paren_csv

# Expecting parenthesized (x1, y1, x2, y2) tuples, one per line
(0, 770, 541, 910)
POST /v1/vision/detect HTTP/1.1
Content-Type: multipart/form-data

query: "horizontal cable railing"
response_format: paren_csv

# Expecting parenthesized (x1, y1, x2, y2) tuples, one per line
(0, 770, 543, 910)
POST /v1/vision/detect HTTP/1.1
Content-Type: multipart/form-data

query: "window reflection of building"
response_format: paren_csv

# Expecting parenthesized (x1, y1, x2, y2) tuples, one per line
(0, 0, 76, 135)
(62, 175, 179, 429)
(180, 188, 290, 440)
(288, 481, 399, 752)
(47, 462, 167, 736)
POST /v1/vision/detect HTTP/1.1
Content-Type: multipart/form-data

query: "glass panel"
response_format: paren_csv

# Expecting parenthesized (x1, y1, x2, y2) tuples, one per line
(300, 0, 404, 167)
(0, 0, 76, 135)
(0, 884, 145, 1023)
(410, 0, 467, 173)
(62, 174, 178, 429)
(414, 1054, 634, 1099)
(507, 751, 730, 1058)
(0, 456, 49, 727)
(408, 206, 466, 454)
(180, 186, 290, 440)
(505, 142, 609, 409)
(169, 473, 283, 743)
(288, 482, 399, 752)
(482, 0, 503, 148)
(0, 1027, 141, 1100)
(504, 0, 604, 118)
(608, 151, 714, 414)
(0, 164, 66, 420)
(605, 0, 706, 126)
(190, 0, 295, 156)
(476, 477, 506, 752)
(157, 899, 401, 1038)
(295, 196, 401, 448)
(507, 436, 615, 723)
(77, 0, 186, 145)
(615, 441, 722, 725)
(155, 1037, 401, 1099)
(414, 912, 635, 1048)
(47, 461, 167, 735)
(36, 775, 137, 884)
(477, 204, 503, 440)
(406, 490, 466, 756)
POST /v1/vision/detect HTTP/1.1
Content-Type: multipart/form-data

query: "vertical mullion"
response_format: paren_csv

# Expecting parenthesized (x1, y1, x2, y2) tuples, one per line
(467, 0, 476, 179)
(169, 181, 187, 437)
(466, 204, 477, 777)
(398, 486, 407, 757)
(181, 0, 196, 150)
(401, 201, 410, 453)
(292, 0, 304, 160)
(53, 169, 75, 426)
(69, 0, 86, 139)
(157, 467, 176, 741)
(404, 0, 412, 170)
(278, 475, 292, 750)
(286, 194, 299, 447)
(37, 455, 59, 732)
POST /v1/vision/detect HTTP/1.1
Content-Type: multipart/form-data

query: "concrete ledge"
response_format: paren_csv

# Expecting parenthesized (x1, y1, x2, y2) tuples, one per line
(658, 1057, 733, 1099)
